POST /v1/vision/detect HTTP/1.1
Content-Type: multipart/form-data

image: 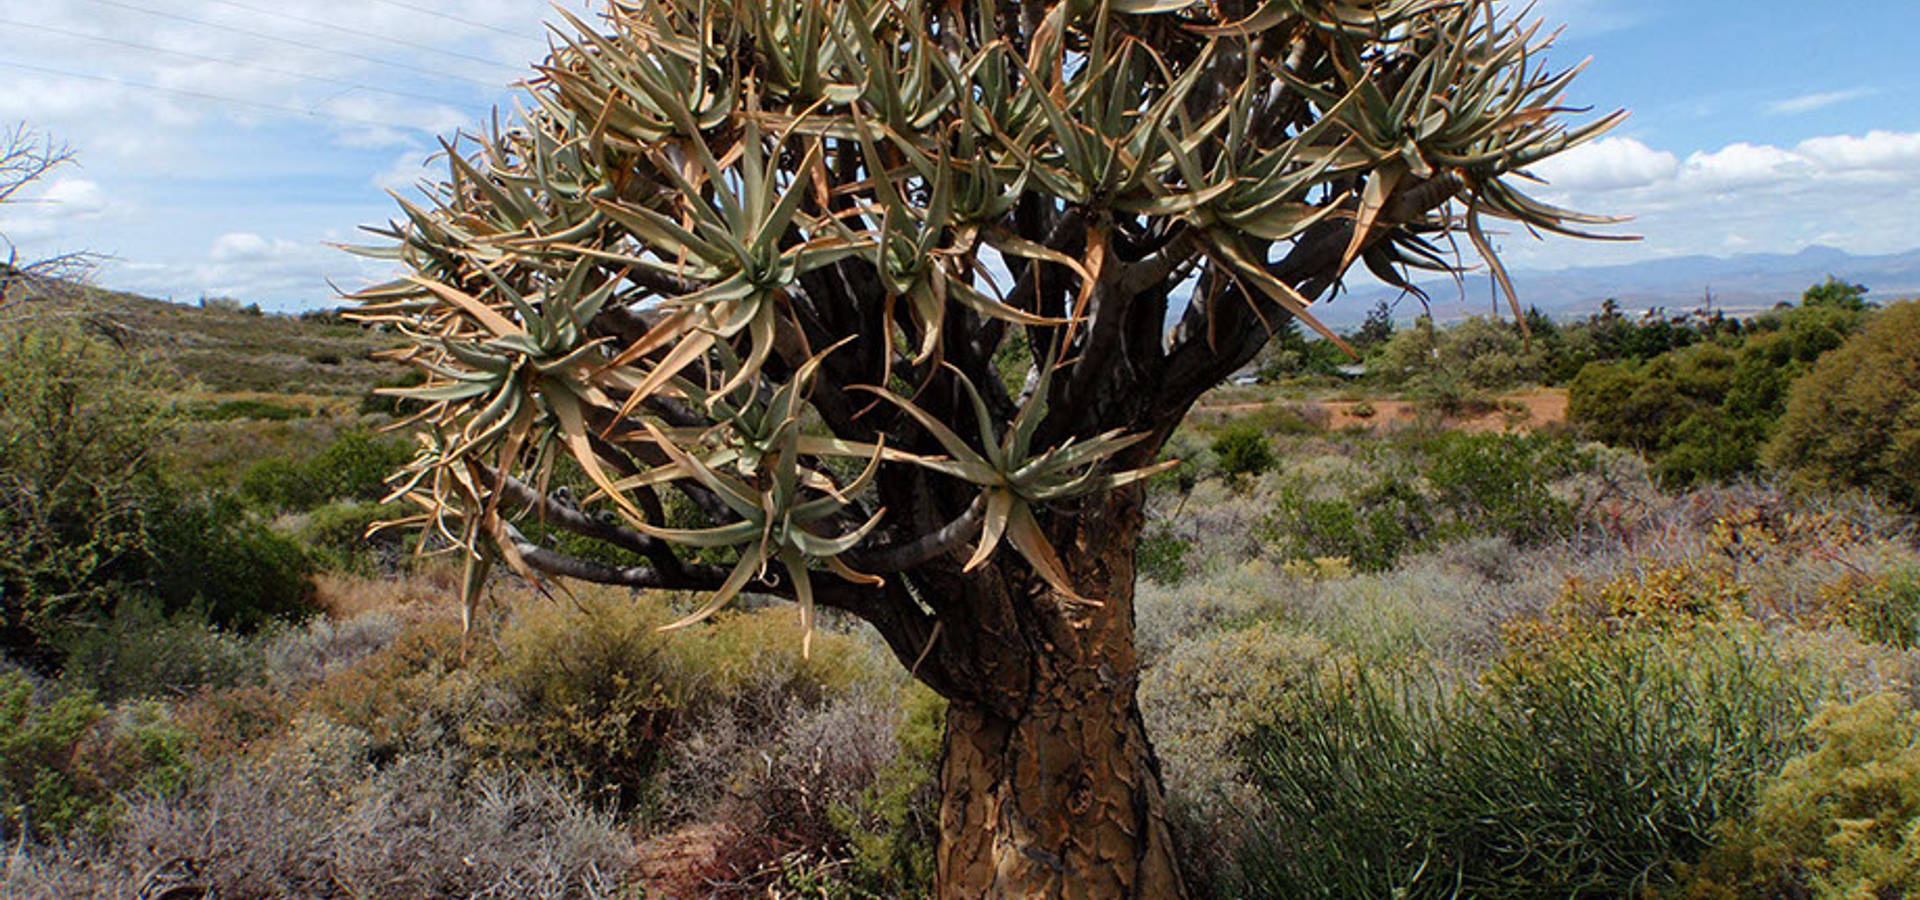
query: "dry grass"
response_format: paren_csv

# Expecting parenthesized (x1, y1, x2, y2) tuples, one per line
(311, 567, 464, 621)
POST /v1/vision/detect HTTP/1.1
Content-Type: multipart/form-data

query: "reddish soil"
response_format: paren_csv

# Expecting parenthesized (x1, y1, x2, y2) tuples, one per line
(632, 822, 729, 899)
(1202, 387, 1569, 433)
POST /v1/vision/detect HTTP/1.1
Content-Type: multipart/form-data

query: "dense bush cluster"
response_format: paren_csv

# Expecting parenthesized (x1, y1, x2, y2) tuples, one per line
(1768, 300, 1920, 512)
(1568, 300, 1864, 486)
(237, 428, 412, 512)
(1254, 431, 1598, 572)
(0, 326, 317, 670)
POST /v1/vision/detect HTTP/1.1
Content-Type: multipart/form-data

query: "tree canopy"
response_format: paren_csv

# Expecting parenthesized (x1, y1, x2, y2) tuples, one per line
(351, 0, 1620, 638)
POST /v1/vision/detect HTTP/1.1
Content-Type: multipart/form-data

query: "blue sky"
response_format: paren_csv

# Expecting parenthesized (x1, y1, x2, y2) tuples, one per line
(2, 0, 1917, 311)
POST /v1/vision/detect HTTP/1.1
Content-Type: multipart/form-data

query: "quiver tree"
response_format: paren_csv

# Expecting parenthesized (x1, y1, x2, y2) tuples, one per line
(348, 0, 1620, 894)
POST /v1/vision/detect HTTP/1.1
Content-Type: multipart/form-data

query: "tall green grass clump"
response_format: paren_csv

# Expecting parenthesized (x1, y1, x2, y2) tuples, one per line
(1232, 630, 1819, 898)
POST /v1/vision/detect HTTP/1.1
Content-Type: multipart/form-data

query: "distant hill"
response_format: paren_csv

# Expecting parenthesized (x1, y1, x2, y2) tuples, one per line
(56, 288, 395, 397)
(48, 244, 1920, 388)
(1314, 245, 1920, 327)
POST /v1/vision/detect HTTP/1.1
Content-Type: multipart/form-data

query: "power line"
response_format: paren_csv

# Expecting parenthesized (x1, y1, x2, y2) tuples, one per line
(0, 58, 452, 133)
(198, 0, 523, 72)
(363, 0, 530, 38)
(0, 18, 468, 108)
(76, 0, 508, 90)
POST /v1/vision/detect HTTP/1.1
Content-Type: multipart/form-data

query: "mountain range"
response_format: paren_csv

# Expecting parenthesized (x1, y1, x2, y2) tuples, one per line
(1309, 245, 1920, 328)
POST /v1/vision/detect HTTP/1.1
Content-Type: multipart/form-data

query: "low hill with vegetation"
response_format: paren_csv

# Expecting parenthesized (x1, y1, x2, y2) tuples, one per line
(59, 287, 394, 398)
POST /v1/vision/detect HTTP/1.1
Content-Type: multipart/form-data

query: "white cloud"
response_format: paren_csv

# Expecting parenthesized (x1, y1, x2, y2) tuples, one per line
(1766, 88, 1873, 116)
(209, 232, 277, 261)
(109, 232, 390, 312)
(1529, 137, 1678, 192)
(371, 150, 438, 193)
(1796, 130, 1920, 172)
(1508, 129, 1920, 269)
(1678, 142, 1813, 190)
(0, 174, 119, 245)
(321, 97, 472, 149)
(38, 178, 106, 215)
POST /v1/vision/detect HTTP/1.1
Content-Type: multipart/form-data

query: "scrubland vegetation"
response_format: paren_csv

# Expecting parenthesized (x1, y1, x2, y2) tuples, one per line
(4, 283, 1920, 897)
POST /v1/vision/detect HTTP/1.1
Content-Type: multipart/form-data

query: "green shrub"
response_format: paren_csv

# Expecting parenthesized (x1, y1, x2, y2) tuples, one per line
(357, 367, 428, 416)
(1373, 316, 1544, 391)
(833, 683, 945, 897)
(1235, 631, 1820, 899)
(146, 491, 318, 631)
(237, 456, 318, 510)
(1823, 568, 1920, 651)
(299, 500, 412, 572)
(1212, 424, 1276, 479)
(1677, 693, 1920, 899)
(1768, 300, 1920, 512)
(1258, 432, 1592, 572)
(0, 326, 174, 667)
(483, 593, 881, 814)
(0, 672, 106, 840)
(306, 429, 411, 503)
(481, 595, 693, 812)
(189, 399, 308, 422)
(1137, 527, 1193, 585)
(1268, 487, 1423, 573)
(58, 600, 259, 701)
(0, 673, 194, 842)
(237, 429, 411, 513)
(1151, 428, 1213, 495)
(1419, 431, 1587, 546)
(75, 701, 196, 804)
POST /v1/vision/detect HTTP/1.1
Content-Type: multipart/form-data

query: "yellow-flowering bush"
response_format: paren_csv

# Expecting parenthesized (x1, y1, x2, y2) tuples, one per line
(1826, 569, 1920, 650)
(1506, 561, 1748, 650)
(1677, 693, 1920, 899)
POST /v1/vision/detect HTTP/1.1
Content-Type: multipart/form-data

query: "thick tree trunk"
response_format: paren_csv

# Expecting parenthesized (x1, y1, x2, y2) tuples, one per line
(933, 489, 1188, 899)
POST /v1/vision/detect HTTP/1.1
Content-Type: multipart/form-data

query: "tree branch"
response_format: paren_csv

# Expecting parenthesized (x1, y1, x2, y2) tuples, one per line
(845, 495, 985, 573)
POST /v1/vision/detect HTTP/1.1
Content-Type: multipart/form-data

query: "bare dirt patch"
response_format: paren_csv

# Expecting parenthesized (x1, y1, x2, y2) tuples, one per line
(1201, 387, 1568, 433)
(632, 823, 730, 899)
